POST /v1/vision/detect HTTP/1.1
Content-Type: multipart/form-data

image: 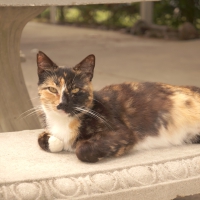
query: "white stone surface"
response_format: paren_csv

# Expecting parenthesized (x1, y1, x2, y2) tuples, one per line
(1, 129, 200, 199)
(0, 0, 159, 6)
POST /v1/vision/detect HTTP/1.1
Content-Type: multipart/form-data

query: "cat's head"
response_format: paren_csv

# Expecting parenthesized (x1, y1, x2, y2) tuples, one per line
(37, 51, 95, 116)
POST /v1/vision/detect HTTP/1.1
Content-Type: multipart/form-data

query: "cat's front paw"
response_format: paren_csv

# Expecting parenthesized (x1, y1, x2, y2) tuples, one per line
(48, 136, 64, 153)
(38, 132, 64, 153)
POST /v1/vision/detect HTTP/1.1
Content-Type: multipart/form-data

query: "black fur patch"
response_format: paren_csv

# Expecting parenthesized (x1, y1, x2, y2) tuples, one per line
(38, 132, 51, 152)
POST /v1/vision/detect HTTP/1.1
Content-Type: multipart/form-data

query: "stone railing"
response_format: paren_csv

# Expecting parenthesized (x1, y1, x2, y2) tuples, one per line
(1, 129, 200, 199)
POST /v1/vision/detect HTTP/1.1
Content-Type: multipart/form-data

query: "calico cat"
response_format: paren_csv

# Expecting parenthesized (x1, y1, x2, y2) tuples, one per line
(37, 51, 200, 163)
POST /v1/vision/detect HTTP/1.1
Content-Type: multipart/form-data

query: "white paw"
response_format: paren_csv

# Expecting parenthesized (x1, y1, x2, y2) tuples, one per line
(48, 136, 64, 153)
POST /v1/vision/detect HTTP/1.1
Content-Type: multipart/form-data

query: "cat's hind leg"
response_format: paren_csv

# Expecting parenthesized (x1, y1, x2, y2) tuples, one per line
(75, 129, 135, 163)
(38, 132, 64, 153)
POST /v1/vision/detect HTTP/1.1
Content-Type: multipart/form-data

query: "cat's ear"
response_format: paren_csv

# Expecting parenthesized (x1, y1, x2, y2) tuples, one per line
(37, 51, 58, 76)
(73, 54, 95, 81)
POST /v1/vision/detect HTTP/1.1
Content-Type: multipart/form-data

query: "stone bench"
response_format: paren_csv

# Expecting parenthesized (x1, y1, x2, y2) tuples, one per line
(1, 129, 200, 199)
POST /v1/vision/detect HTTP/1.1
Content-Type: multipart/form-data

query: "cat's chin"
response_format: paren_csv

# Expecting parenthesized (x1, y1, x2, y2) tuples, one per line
(56, 109, 69, 115)
(42, 105, 70, 117)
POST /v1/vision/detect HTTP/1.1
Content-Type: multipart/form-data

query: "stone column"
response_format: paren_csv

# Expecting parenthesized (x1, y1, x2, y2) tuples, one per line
(0, 7, 47, 132)
(50, 6, 57, 24)
(140, 2, 153, 24)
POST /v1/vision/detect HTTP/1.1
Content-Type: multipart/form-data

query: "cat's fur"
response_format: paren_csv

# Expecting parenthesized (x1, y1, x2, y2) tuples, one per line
(37, 51, 200, 163)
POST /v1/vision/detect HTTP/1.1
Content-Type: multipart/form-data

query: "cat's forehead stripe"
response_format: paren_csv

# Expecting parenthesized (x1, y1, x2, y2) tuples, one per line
(55, 68, 75, 83)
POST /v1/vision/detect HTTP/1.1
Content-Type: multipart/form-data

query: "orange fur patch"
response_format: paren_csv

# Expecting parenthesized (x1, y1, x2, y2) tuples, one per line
(69, 119, 81, 146)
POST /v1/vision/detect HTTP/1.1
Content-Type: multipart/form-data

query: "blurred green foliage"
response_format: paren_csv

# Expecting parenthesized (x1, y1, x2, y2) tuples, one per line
(154, 0, 200, 29)
(58, 4, 140, 29)
(36, 0, 200, 30)
(37, 9, 50, 19)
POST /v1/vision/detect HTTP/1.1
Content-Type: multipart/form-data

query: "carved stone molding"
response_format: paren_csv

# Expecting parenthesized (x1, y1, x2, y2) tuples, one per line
(1, 156, 200, 200)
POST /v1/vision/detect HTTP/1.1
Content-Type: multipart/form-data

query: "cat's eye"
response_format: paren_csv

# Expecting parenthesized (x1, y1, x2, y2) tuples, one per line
(48, 87, 58, 94)
(71, 88, 79, 94)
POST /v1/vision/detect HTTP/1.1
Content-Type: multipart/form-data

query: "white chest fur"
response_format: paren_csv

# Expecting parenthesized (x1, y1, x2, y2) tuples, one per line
(43, 108, 76, 152)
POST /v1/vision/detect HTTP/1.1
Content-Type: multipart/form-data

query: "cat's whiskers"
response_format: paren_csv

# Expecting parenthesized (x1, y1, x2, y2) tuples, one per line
(74, 107, 112, 130)
(30, 96, 40, 101)
(19, 105, 41, 117)
(24, 110, 43, 119)
(93, 98, 105, 107)
(89, 110, 112, 129)
(19, 105, 44, 119)
(72, 111, 81, 120)
(19, 102, 53, 119)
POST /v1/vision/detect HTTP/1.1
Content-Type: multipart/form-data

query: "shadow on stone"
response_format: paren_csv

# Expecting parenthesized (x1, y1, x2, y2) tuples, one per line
(174, 194, 200, 200)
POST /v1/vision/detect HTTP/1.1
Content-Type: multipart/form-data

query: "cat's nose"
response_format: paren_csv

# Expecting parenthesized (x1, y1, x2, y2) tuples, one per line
(57, 103, 66, 110)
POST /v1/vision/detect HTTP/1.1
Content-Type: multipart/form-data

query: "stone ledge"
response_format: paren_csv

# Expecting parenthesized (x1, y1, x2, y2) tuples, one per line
(0, 0, 159, 7)
(1, 130, 200, 200)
